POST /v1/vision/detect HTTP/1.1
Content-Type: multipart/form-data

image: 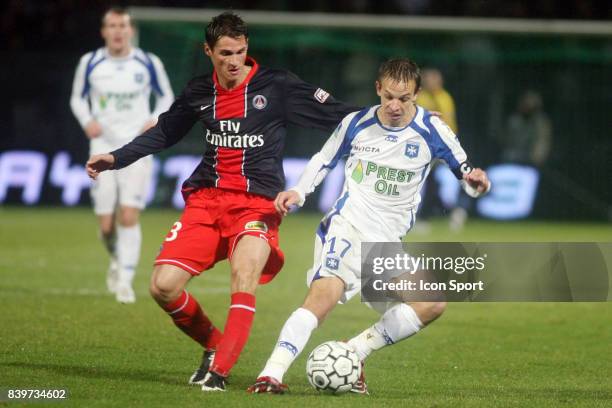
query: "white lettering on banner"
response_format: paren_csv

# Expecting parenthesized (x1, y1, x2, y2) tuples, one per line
(282, 158, 345, 213)
(0, 151, 46, 204)
(282, 158, 307, 193)
(162, 155, 201, 209)
(0, 150, 539, 219)
(146, 158, 161, 206)
(49, 152, 92, 205)
(318, 164, 345, 213)
(433, 165, 462, 209)
(477, 164, 539, 220)
(426, 164, 538, 220)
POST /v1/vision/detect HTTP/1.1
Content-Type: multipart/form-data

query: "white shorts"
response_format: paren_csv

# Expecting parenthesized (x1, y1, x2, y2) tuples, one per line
(90, 156, 153, 215)
(306, 213, 401, 314)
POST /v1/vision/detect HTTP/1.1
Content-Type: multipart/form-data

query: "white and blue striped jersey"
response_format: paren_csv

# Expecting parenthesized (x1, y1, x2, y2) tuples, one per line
(70, 47, 174, 154)
(293, 105, 473, 241)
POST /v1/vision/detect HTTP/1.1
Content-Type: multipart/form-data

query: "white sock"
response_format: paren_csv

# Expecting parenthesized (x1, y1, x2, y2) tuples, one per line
(116, 224, 141, 286)
(348, 303, 423, 361)
(259, 307, 318, 382)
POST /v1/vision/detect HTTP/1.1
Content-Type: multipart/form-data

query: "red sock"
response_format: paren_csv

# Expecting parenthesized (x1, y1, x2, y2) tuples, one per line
(210, 292, 256, 377)
(162, 291, 223, 350)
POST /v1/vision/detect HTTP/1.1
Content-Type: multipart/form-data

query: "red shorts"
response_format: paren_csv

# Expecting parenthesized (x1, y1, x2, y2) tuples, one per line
(155, 188, 284, 284)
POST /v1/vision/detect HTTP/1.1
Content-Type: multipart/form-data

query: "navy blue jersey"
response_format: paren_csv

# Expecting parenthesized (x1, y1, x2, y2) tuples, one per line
(111, 57, 360, 198)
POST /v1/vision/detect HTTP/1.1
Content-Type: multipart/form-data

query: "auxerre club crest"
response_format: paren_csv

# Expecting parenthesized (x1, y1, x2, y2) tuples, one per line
(252, 94, 267, 110)
(325, 256, 340, 270)
(405, 143, 419, 158)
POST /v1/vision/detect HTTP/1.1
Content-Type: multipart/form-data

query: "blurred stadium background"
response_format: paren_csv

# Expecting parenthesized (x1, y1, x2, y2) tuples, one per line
(1, 0, 611, 221)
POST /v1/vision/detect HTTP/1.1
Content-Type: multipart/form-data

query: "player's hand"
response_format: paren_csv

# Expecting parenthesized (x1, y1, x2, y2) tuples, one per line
(86, 153, 115, 180)
(274, 190, 301, 216)
(140, 119, 157, 133)
(463, 168, 490, 194)
(84, 120, 102, 139)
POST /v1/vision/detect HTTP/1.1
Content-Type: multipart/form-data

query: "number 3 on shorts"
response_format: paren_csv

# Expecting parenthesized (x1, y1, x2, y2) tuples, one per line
(165, 221, 182, 242)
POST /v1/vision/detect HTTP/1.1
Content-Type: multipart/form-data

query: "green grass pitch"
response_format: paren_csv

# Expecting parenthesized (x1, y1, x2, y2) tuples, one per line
(1, 207, 611, 407)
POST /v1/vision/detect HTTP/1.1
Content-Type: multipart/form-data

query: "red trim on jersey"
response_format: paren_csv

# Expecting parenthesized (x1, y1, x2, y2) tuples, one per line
(212, 57, 259, 191)
(216, 148, 246, 190)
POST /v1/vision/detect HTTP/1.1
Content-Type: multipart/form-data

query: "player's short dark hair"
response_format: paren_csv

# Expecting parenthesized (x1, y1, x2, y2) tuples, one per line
(378, 58, 421, 90)
(101, 6, 130, 27)
(205, 12, 248, 49)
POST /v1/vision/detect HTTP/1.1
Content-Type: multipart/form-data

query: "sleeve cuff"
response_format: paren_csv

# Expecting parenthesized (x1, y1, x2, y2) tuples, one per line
(109, 151, 119, 170)
(460, 179, 491, 198)
(289, 187, 306, 207)
(80, 116, 94, 129)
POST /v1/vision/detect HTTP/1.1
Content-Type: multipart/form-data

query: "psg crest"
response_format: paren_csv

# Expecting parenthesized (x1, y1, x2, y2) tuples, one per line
(252, 94, 267, 110)
(405, 143, 419, 158)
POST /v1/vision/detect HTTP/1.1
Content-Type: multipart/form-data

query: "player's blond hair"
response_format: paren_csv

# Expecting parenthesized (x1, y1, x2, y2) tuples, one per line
(378, 59, 421, 89)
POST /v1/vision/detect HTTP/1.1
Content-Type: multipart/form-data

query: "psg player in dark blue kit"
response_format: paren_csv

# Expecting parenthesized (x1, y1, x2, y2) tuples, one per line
(86, 12, 359, 392)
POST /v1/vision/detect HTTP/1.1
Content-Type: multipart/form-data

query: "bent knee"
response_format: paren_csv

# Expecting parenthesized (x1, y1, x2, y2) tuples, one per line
(429, 301, 446, 318)
(149, 274, 183, 303)
(302, 277, 345, 323)
(118, 207, 140, 226)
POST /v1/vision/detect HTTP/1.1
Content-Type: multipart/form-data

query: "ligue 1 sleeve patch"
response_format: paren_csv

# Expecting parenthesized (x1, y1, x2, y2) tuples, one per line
(244, 221, 269, 233)
(314, 88, 330, 103)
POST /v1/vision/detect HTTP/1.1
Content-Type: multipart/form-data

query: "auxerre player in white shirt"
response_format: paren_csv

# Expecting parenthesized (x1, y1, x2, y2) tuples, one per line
(70, 7, 173, 303)
(248, 59, 490, 394)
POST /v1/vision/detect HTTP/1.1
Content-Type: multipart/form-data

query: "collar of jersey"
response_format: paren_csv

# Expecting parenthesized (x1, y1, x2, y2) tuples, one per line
(374, 105, 419, 132)
(103, 47, 135, 61)
(212, 56, 259, 93)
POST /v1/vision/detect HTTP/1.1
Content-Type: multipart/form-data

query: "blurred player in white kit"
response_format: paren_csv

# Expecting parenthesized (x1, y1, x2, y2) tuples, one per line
(70, 7, 173, 303)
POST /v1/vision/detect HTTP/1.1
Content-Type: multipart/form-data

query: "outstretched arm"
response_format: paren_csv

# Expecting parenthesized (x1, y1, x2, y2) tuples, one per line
(107, 92, 198, 170)
(275, 112, 357, 215)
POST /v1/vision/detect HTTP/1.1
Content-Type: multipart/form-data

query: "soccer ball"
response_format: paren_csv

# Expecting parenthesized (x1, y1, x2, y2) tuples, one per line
(306, 341, 361, 394)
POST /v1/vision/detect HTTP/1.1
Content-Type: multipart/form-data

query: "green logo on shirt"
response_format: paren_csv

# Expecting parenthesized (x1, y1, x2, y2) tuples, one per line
(351, 160, 364, 183)
(357, 161, 415, 196)
(99, 91, 140, 111)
